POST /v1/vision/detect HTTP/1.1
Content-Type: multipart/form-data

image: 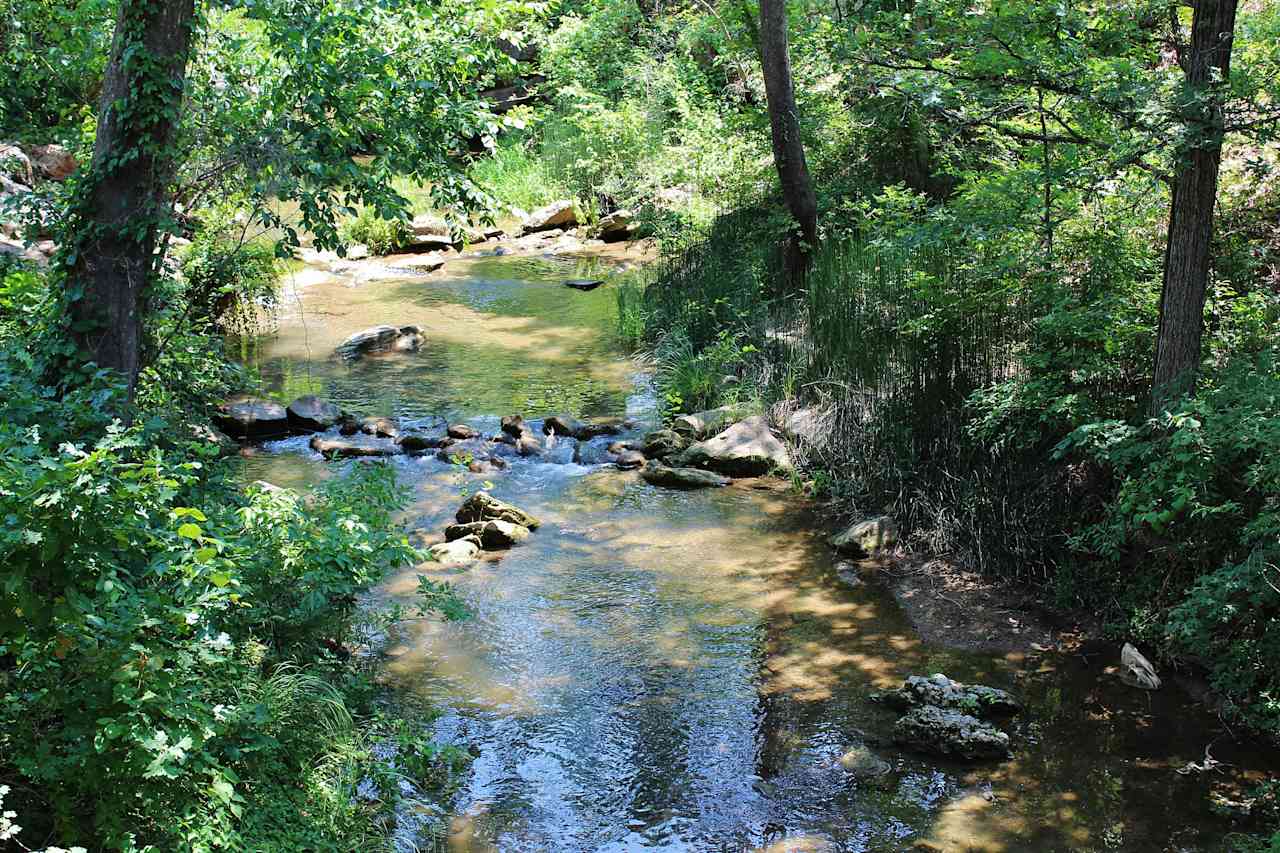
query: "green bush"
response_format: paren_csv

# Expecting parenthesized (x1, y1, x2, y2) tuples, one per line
(0, 346, 463, 849)
(1059, 356, 1280, 729)
(180, 216, 280, 336)
(338, 207, 412, 256)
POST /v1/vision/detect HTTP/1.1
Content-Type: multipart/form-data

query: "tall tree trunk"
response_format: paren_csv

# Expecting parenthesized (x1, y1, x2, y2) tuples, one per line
(63, 0, 196, 402)
(758, 0, 817, 279)
(1151, 0, 1238, 411)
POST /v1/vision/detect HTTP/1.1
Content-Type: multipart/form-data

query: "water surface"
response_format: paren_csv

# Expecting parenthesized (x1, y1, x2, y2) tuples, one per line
(240, 254, 1275, 851)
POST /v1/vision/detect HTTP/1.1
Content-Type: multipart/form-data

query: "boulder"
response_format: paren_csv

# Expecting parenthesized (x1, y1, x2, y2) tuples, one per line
(598, 209, 636, 242)
(671, 404, 749, 440)
(437, 437, 496, 466)
(310, 436, 400, 458)
(579, 419, 623, 439)
(26, 144, 77, 181)
(337, 413, 362, 435)
(286, 395, 340, 432)
(447, 423, 480, 440)
(1119, 643, 1161, 690)
(892, 706, 1011, 761)
(522, 200, 578, 233)
(336, 325, 422, 358)
(426, 537, 481, 565)
(830, 516, 897, 558)
(455, 491, 540, 529)
(677, 415, 793, 476)
(872, 674, 1021, 718)
(543, 414, 584, 437)
(640, 461, 730, 489)
(501, 414, 531, 438)
(213, 395, 290, 439)
(0, 143, 33, 185)
(778, 405, 831, 447)
(360, 416, 400, 438)
(642, 429, 688, 459)
(444, 519, 530, 549)
(614, 449, 646, 470)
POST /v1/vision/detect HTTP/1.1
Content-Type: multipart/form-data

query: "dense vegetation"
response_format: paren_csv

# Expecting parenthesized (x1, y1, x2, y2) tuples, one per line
(3, 0, 1280, 847)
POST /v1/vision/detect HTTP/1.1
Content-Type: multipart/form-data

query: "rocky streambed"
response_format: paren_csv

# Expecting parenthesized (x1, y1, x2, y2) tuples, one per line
(228, 250, 1280, 851)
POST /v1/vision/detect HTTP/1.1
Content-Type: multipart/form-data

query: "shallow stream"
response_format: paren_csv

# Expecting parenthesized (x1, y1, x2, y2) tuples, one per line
(239, 252, 1274, 851)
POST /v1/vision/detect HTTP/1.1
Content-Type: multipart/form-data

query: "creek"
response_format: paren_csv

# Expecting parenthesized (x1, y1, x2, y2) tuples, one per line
(237, 249, 1274, 851)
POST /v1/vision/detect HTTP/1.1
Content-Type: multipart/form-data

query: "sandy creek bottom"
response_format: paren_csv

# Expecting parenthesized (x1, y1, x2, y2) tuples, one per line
(237, 251, 1276, 851)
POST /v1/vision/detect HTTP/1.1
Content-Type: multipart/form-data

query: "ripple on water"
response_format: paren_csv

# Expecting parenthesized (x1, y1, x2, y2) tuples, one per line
(239, 255, 1280, 852)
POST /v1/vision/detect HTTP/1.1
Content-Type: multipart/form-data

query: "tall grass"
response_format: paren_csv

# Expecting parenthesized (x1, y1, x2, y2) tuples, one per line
(641, 216, 1074, 575)
(469, 138, 572, 212)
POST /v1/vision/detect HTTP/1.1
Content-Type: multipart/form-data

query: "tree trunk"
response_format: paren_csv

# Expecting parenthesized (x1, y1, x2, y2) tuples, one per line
(758, 0, 818, 279)
(1151, 0, 1238, 411)
(64, 0, 196, 402)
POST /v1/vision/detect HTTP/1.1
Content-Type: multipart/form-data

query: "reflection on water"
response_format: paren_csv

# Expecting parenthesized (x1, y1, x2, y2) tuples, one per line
(240, 255, 1276, 851)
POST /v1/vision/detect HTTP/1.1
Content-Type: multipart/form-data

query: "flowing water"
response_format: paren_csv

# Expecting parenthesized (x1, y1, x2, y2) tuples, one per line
(239, 253, 1276, 851)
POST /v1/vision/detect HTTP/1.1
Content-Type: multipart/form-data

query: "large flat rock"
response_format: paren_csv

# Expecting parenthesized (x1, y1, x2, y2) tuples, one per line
(678, 415, 793, 476)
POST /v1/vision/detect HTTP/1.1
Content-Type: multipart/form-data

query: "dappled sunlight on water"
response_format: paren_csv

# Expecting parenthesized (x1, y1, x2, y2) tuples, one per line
(237, 254, 1279, 851)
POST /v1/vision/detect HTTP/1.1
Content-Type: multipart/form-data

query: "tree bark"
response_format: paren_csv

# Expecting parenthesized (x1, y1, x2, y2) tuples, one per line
(64, 0, 196, 402)
(758, 0, 818, 278)
(1151, 0, 1238, 411)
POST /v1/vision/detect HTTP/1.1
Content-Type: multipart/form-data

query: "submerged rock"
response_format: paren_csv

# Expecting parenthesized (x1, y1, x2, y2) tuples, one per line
(214, 395, 290, 439)
(873, 674, 1021, 718)
(640, 461, 730, 489)
(830, 516, 898, 558)
(565, 278, 603, 291)
(677, 415, 793, 476)
(336, 325, 422, 358)
(838, 745, 892, 779)
(455, 491, 540, 530)
(286, 395, 340, 432)
(445, 519, 530, 549)
(892, 706, 1011, 761)
(310, 436, 400, 458)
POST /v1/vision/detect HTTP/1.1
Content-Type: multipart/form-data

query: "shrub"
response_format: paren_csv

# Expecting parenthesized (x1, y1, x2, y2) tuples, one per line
(180, 215, 279, 335)
(338, 207, 412, 256)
